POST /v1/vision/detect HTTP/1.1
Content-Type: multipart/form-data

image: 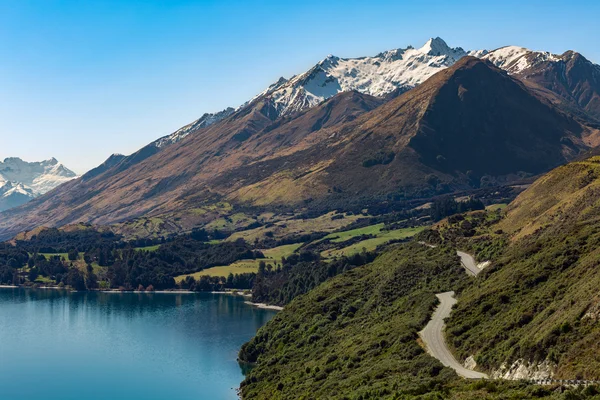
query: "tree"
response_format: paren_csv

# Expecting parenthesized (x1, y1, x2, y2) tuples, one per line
(28, 267, 39, 282)
(68, 249, 79, 261)
(66, 269, 86, 291)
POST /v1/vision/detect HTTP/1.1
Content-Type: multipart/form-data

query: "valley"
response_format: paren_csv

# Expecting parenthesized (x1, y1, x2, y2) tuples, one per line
(3, 25, 600, 400)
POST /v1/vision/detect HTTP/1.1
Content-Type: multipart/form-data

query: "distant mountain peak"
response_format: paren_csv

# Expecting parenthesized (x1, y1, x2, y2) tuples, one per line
(419, 37, 451, 55)
(0, 157, 78, 212)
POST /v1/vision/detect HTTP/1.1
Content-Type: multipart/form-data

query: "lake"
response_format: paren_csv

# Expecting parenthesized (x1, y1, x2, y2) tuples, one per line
(0, 288, 277, 400)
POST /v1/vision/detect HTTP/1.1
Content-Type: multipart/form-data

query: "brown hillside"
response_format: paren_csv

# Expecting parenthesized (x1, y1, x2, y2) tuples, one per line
(0, 57, 597, 240)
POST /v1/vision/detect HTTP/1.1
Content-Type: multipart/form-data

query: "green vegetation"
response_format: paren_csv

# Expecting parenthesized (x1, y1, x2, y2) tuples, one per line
(240, 244, 466, 399)
(133, 244, 161, 252)
(322, 223, 386, 243)
(240, 244, 594, 399)
(227, 212, 361, 243)
(204, 212, 257, 231)
(175, 243, 303, 281)
(263, 243, 303, 260)
(485, 203, 507, 212)
(176, 260, 261, 280)
(322, 226, 426, 258)
(444, 159, 600, 380)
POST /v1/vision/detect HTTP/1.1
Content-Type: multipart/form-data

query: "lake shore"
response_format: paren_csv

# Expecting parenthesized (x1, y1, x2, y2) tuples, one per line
(243, 301, 284, 311)
(212, 290, 283, 310)
(101, 290, 195, 294)
(1, 285, 283, 309)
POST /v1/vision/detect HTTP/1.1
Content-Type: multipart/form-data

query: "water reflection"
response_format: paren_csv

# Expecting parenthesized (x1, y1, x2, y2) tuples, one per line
(0, 288, 277, 400)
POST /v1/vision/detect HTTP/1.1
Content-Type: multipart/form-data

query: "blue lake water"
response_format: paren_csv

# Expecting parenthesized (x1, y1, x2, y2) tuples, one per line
(0, 288, 276, 400)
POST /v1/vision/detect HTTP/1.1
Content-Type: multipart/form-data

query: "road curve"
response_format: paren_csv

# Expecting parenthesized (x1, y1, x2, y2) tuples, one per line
(456, 250, 483, 276)
(419, 291, 489, 379)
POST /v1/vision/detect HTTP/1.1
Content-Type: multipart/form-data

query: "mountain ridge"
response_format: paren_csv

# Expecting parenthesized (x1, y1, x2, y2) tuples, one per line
(1, 56, 597, 240)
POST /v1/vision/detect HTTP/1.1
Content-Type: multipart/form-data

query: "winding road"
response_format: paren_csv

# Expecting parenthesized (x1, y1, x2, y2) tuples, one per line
(456, 250, 484, 276)
(419, 291, 489, 379)
(418, 247, 489, 379)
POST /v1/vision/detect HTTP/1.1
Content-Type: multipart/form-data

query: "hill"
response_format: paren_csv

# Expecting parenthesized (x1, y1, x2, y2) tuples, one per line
(442, 156, 600, 380)
(238, 243, 597, 399)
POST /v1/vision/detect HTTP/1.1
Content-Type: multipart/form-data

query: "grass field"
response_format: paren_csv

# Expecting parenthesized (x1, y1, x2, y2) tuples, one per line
(205, 212, 257, 231)
(175, 242, 304, 281)
(321, 226, 426, 258)
(321, 223, 385, 243)
(39, 253, 70, 260)
(485, 203, 508, 212)
(262, 242, 303, 260)
(133, 245, 161, 252)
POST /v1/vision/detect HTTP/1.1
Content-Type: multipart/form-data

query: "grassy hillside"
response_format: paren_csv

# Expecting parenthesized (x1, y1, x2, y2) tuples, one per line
(443, 157, 600, 379)
(238, 243, 598, 399)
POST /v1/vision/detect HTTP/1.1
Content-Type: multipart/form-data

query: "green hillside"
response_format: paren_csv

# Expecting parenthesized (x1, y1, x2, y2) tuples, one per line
(446, 157, 600, 380)
(238, 243, 599, 399)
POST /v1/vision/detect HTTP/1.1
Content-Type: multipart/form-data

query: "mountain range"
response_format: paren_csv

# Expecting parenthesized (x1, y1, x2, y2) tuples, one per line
(0, 157, 77, 213)
(1, 37, 600, 240)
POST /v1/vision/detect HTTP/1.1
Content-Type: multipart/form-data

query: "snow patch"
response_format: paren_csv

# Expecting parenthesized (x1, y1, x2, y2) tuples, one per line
(484, 46, 565, 74)
(0, 157, 77, 196)
(246, 37, 486, 118)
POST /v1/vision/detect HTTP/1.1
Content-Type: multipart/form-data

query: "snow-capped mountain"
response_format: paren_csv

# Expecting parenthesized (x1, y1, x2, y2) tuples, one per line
(483, 45, 568, 74)
(0, 157, 78, 212)
(483, 46, 600, 121)
(247, 37, 487, 118)
(97, 37, 600, 183)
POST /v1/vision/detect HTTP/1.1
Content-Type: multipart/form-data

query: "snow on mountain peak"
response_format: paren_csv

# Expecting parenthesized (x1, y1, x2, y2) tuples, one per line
(483, 45, 565, 74)
(419, 37, 451, 55)
(248, 37, 480, 118)
(0, 157, 78, 212)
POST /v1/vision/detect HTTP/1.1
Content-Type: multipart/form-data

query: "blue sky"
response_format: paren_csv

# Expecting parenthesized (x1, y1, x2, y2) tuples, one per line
(1, 0, 598, 174)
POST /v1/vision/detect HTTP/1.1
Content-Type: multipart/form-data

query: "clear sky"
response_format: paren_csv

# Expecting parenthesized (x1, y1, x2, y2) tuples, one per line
(1, 0, 598, 174)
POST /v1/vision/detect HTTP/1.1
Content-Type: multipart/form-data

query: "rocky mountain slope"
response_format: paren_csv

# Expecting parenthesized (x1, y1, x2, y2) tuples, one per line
(0, 157, 77, 212)
(484, 46, 600, 123)
(0, 57, 597, 240)
(246, 37, 486, 118)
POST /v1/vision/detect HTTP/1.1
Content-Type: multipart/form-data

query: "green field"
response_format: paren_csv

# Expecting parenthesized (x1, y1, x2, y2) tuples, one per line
(39, 253, 70, 260)
(175, 261, 261, 281)
(262, 242, 303, 260)
(485, 203, 508, 212)
(321, 223, 385, 243)
(133, 245, 161, 252)
(321, 226, 426, 258)
(175, 242, 304, 280)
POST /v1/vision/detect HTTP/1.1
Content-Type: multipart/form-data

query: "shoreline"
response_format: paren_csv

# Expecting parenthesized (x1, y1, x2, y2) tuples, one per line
(100, 290, 195, 294)
(243, 301, 284, 311)
(212, 290, 283, 311)
(1, 286, 283, 309)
